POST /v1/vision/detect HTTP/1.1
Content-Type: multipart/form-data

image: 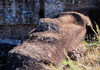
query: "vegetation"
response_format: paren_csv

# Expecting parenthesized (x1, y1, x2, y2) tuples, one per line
(50, 24, 100, 70)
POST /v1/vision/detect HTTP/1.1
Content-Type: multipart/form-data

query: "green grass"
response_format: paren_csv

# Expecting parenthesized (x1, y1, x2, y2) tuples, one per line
(50, 42, 100, 70)
(50, 24, 100, 70)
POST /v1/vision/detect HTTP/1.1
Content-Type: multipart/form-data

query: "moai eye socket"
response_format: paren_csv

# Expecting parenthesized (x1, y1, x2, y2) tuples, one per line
(39, 37, 57, 44)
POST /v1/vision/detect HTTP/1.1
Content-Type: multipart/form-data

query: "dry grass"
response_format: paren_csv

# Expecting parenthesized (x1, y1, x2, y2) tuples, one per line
(50, 24, 100, 70)
(50, 41, 100, 70)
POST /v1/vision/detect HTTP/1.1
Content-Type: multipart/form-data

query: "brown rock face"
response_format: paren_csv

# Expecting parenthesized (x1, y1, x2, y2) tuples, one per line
(0, 0, 96, 43)
(73, 7, 100, 40)
(6, 11, 91, 70)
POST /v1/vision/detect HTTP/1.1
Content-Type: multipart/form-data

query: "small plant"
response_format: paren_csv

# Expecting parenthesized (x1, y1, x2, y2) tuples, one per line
(50, 23, 100, 70)
(51, 46, 100, 70)
(90, 22, 100, 42)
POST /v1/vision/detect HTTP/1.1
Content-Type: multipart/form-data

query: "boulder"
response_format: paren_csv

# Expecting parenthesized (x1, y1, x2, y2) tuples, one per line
(0, 0, 40, 44)
(0, 24, 35, 45)
(6, 11, 91, 70)
(0, 0, 95, 44)
(0, 0, 40, 25)
(73, 7, 100, 41)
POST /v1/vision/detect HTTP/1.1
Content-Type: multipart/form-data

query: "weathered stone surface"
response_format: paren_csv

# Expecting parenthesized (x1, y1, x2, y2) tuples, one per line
(72, 7, 100, 41)
(0, 0, 40, 25)
(44, 0, 91, 18)
(44, 0, 66, 18)
(0, 44, 16, 65)
(0, 0, 96, 44)
(0, 0, 40, 45)
(0, 24, 35, 45)
(6, 12, 91, 70)
(0, 1, 98, 69)
(0, 0, 93, 25)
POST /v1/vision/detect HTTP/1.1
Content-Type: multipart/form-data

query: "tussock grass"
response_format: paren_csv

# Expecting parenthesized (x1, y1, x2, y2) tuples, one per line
(51, 46, 100, 70)
(51, 24, 100, 70)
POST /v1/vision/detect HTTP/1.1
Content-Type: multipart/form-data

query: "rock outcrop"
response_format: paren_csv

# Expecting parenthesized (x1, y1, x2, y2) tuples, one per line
(0, 0, 96, 44)
(0, 24, 35, 45)
(0, 0, 40, 45)
(72, 7, 100, 41)
(6, 11, 91, 70)
(0, 0, 98, 70)
(0, 0, 40, 25)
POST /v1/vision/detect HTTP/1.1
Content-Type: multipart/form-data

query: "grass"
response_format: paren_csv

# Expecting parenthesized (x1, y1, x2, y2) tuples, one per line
(50, 46, 100, 70)
(50, 24, 100, 70)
